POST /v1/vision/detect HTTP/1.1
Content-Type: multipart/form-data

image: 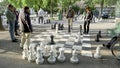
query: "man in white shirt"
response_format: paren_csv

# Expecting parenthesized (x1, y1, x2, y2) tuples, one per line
(38, 8, 45, 24)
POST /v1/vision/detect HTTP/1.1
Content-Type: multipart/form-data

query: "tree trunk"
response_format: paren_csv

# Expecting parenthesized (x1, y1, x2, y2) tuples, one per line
(0, 15, 5, 31)
(98, 0, 104, 19)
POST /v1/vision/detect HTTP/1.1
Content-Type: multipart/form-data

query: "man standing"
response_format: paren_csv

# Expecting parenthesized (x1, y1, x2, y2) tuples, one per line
(66, 6, 75, 30)
(38, 8, 45, 24)
(5, 4, 18, 42)
(83, 6, 93, 34)
(19, 6, 33, 49)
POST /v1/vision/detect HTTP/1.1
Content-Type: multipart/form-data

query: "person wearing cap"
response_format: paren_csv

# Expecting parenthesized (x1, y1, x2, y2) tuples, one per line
(66, 6, 75, 29)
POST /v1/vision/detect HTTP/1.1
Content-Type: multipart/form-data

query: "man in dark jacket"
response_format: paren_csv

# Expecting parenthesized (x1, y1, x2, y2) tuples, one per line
(84, 6, 93, 34)
(19, 6, 33, 49)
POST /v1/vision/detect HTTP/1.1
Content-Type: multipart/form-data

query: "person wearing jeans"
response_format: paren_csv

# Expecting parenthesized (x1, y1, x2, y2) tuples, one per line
(83, 6, 93, 34)
(5, 4, 18, 42)
(19, 6, 33, 49)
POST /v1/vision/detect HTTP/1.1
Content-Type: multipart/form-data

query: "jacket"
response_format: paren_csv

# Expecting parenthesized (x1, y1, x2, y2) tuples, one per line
(5, 9, 16, 22)
(19, 10, 33, 33)
(66, 9, 75, 18)
(84, 11, 93, 21)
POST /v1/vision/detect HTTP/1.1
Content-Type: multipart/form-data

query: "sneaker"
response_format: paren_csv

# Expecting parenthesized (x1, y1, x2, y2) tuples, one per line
(103, 44, 111, 49)
(12, 40, 18, 42)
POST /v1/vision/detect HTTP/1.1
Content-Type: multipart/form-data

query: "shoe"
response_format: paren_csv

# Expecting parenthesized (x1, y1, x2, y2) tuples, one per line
(12, 40, 18, 42)
(103, 44, 111, 49)
(14, 38, 18, 40)
(83, 32, 86, 34)
(15, 34, 20, 36)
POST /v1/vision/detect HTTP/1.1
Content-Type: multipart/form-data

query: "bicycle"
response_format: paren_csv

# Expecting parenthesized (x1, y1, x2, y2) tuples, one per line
(111, 41, 120, 60)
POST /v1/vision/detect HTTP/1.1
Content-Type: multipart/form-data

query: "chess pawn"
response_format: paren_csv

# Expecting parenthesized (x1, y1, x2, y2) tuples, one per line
(43, 45, 50, 58)
(94, 46, 102, 59)
(47, 50, 56, 64)
(70, 49, 79, 64)
(36, 46, 44, 64)
(98, 31, 102, 38)
(51, 45, 57, 57)
(57, 48, 66, 62)
(95, 34, 100, 42)
(28, 43, 37, 62)
(22, 45, 29, 60)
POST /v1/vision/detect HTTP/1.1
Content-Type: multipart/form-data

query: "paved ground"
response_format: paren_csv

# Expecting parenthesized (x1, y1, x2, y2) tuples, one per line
(0, 18, 120, 68)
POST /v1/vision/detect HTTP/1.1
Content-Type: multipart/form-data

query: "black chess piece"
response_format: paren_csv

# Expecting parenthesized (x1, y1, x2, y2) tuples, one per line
(51, 24, 54, 29)
(95, 33, 100, 42)
(58, 23, 61, 30)
(68, 25, 71, 33)
(98, 31, 102, 38)
(53, 23, 57, 29)
(49, 35, 55, 44)
(61, 24, 64, 30)
(80, 25, 82, 35)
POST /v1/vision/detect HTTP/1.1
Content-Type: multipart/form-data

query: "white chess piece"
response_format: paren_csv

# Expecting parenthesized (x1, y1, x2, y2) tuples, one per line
(51, 45, 57, 57)
(43, 45, 50, 57)
(36, 46, 44, 64)
(39, 42, 45, 53)
(57, 48, 66, 62)
(56, 24, 58, 33)
(80, 35, 83, 43)
(94, 46, 102, 59)
(47, 50, 56, 64)
(28, 43, 37, 62)
(70, 49, 79, 63)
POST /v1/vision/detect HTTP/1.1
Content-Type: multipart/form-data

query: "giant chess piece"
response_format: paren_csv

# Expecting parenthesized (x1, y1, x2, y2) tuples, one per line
(43, 45, 50, 58)
(36, 46, 44, 64)
(57, 48, 66, 62)
(68, 25, 71, 33)
(94, 46, 102, 59)
(47, 50, 56, 64)
(28, 43, 37, 62)
(58, 23, 61, 30)
(80, 35, 83, 43)
(56, 23, 58, 33)
(95, 33, 100, 42)
(80, 25, 82, 35)
(61, 24, 64, 30)
(53, 22, 57, 29)
(22, 45, 29, 60)
(48, 35, 55, 45)
(51, 24, 54, 29)
(51, 45, 57, 57)
(98, 31, 102, 38)
(39, 42, 45, 53)
(70, 49, 79, 64)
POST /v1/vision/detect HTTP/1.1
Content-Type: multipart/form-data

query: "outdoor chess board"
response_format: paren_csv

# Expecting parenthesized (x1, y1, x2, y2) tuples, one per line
(31, 29, 93, 57)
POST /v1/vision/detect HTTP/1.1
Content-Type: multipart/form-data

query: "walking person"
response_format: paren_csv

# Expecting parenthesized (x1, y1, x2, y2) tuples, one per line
(66, 6, 75, 29)
(83, 6, 93, 34)
(19, 6, 33, 49)
(5, 4, 18, 42)
(38, 8, 45, 24)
